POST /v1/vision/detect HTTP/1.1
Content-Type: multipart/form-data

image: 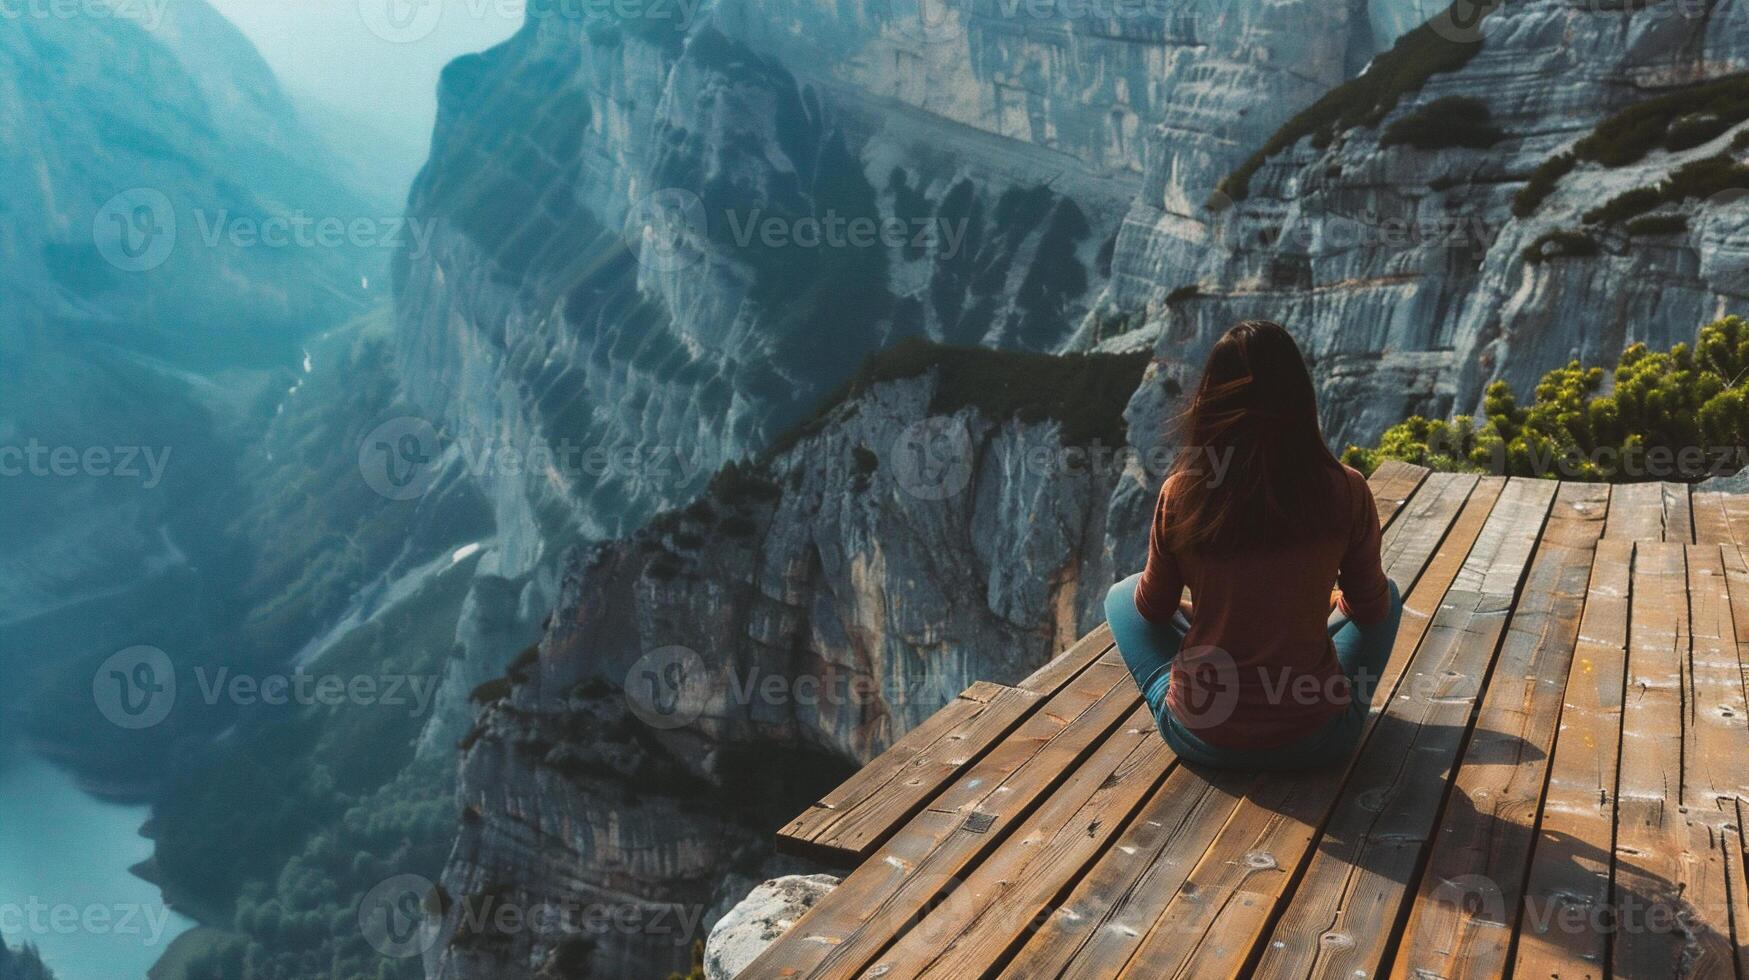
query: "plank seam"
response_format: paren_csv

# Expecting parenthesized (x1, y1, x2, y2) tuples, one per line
(1370, 481, 1564, 976)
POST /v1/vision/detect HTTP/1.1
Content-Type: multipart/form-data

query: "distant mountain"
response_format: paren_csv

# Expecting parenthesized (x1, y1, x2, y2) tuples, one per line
(0, 0, 380, 789)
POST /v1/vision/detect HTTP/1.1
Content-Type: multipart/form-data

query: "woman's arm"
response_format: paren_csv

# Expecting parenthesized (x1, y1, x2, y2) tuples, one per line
(1134, 480, 1186, 624)
(1336, 470, 1392, 625)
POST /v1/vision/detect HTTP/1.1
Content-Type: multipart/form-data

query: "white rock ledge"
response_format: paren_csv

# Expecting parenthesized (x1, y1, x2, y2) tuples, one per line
(705, 874, 841, 980)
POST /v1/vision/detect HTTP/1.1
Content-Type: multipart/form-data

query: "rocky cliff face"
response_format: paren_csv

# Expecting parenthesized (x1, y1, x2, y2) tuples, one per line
(403, 3, 1550, 976)
(1091, 0, 1749, 454)
(395, 0, 1430, 817)
(431, 346, 1146, 978)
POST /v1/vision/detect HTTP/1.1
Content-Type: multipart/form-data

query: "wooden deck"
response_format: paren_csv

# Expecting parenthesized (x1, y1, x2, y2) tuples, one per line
(753, 462, 1749, 979)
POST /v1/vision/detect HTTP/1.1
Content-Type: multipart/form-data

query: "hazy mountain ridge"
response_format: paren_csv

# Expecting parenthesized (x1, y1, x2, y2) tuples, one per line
(0, 0, 390, 800)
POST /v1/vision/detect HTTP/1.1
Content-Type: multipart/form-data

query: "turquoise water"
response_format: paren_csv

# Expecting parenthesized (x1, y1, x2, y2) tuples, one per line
(0, 752, 193, 980)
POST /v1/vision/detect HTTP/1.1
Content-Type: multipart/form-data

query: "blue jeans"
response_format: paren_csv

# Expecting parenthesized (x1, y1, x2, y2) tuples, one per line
(1102, 575, 1403, 770)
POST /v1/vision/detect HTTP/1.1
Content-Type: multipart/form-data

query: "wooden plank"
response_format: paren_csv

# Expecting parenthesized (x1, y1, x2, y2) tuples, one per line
(1664, 482, 1696, 544)
(781, 624, 1119, 864)
(1721, 550, 1749, 980)
(1251, 478, 1560, 979)
(1693, 493, 1737, 547)
(1684, 546, 1749, 812)
(1676, 546, 1749, 970)
(1611, 542, 1722, 978)
(1016, 624, 1112, 695)
(1379, 472, 1482, 589)
(1728, 495, 1749, 551)
(744, 662, 1139, 978)
(993, 765, 1257, 978)
(778, 681, 1045, 864)
(1510, 537, 1632, 980)
(1722, 544, 1749, 706)
(997, 473, 1491, 980)
(864, 710, 1174, 980)
(1389, 483, 1609, 979)
(1368, 460, 1432, 530)
(1606, 481, 1668, 541)
(1727, 798, 1749, 980)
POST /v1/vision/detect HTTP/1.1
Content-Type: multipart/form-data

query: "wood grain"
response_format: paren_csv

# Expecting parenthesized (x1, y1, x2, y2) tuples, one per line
(1388, 483, 1608, 979)
(746, 663, 1138, 978)
(1605, 481, 1668, 542)
(1510, 537, 1632, 980)
(1250, 478, 1558, 979)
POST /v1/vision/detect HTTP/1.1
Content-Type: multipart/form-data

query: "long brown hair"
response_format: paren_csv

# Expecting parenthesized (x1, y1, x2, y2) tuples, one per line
(1159, 320, 1343, 553)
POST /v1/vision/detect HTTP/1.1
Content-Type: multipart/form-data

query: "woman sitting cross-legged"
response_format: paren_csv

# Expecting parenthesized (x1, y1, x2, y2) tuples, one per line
(1105, 320, 1403, 769)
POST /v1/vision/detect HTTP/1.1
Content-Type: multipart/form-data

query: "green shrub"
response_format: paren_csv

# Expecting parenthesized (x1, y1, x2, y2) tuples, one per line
(1579, 154, 1749, 228)
(1513, 152, 1576, 217)
(1514, 73, 1749, 216)
(1583, 185, 1665, 225)
(1345, 316, 1749, 482)
(470, 678, 512, 704)
(1522, 229, 1600, 264)
(1574, 72, 1749, 167)
(1666, 112, 1735, 152)
(1217, 6, 1492, 199)
(1381, 96, 1505, 150)
(1625, 213, 1688, 235)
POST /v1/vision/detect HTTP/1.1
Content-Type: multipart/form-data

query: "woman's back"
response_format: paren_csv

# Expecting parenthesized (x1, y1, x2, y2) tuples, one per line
(1133, 463, 1391, 749)
(1103, 319, 1404, 770)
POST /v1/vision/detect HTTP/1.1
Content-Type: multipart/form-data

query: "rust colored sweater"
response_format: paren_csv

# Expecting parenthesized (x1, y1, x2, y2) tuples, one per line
(1134, 464, 1392, 749)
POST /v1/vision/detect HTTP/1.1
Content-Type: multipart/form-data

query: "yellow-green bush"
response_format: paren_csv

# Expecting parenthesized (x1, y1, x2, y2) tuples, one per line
(1344, 316, 1749, 482)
